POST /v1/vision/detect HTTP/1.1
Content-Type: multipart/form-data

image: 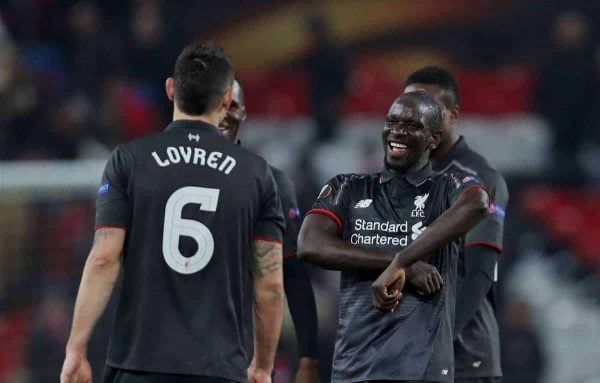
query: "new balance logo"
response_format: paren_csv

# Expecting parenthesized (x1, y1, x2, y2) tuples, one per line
(411, 221, 427, 240)
(188, 133, 200, 142)
(354, 199, 372, 208)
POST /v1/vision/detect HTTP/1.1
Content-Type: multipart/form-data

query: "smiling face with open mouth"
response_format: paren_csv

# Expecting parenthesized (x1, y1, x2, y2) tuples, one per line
(218, 79, 246, 142)
(382, 95, 441, 173)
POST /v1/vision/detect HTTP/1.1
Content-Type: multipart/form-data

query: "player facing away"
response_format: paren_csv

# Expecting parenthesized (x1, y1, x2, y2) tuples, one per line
(60, 42, 285, 383)
(217, 79, 321, 383)
(298, 91, 490, 383)
(404, 67, 509, 383)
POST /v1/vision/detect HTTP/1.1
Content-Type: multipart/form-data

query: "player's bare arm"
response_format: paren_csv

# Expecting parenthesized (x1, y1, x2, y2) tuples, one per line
(61, 227, 125, 383)
(373, 187, 489, 310)
(249, 239, 284, 382)
(298, 214, 395, 271)
(298, 214, 442, 293)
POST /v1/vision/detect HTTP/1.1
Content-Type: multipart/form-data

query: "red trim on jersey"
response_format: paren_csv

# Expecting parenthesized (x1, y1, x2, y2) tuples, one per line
(284, 252, 297, 259)
(94, 225, 127, 231)
(306, 208, 343, 231)
(254, 236, 283, 244)
(458, 185, 492, 209)
(466, 241, 503, 253)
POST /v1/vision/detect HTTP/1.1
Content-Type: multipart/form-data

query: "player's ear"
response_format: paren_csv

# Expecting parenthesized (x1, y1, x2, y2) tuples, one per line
(429, 129, 442, 151)
(221, 86, 233, 111)
(449, 104, 460, 126)
(165, 77, 175, 101)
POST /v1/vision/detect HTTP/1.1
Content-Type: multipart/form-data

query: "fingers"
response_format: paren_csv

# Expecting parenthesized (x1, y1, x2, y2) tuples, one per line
(432, 271, 443, 291)
(390, 273, 406, 293)
(373, 286, 399, 306)
(427, 274, 437, 294)
(373, 285, 401, 311)
(415, 271, 444, 296)
(374, 295, 400, 312)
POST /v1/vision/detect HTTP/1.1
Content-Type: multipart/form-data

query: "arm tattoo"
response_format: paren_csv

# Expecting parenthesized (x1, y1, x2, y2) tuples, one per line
(252, 241, 282, 278)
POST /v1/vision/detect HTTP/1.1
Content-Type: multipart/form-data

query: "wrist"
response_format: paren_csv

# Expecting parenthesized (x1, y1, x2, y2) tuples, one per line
(252, 359, 273, 373)
(391, 252, 407, 270)
(252, 366, 273, 376)
(66, 338, 88, 356)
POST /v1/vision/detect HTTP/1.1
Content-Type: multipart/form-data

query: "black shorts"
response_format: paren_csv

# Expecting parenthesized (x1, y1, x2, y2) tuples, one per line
(454, 378, 502, 383)
(102, 366, 239, 383)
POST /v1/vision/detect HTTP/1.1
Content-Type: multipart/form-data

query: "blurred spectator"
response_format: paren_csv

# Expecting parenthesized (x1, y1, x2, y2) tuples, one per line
(67, 1, 124, 97)
(501, 299, 547, 383)
(304, 15, 347, 142)
(0, 45, 43, 160)
(535, 10, 597, 183)
(46, 95, 94, 159)
(127, 0, 179, 116)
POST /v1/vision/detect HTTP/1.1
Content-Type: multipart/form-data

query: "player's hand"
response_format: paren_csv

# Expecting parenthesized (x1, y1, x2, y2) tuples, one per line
(247, 359, 272, 383)
(406, 261, 443, 296)
(372, 266, 405, 312)
(247, 367, 272, 383)
(294, 357, 320, 383)
(60, 351, 92, 383)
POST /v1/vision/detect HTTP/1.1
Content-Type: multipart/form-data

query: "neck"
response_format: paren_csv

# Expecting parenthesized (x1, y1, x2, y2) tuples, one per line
(172, 108, 223, 128)
(387, 157, 429, 175)
(431, 128, 460, 163)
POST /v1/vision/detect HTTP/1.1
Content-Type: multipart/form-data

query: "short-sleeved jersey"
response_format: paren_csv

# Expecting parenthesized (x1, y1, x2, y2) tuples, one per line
(307, 163, 487, 383)
(434, 137, 509, 379)
(95, 120, 284, 382)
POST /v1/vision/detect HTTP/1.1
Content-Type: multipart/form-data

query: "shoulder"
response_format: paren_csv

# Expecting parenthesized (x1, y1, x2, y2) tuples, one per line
(119, 131, 167, 153)
(445, 147, 506, 193)
(315, 173, 374, 201)
(326, 173, 377, 187)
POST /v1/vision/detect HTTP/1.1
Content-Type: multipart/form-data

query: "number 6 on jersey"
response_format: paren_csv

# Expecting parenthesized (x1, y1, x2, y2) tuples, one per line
(163, 186, 220, 274)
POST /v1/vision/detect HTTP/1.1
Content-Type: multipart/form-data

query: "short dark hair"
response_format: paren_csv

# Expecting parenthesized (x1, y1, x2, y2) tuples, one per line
(396, 91, 442, 132)
(405, 66, 460, 108)
(173, 41, 234, 115)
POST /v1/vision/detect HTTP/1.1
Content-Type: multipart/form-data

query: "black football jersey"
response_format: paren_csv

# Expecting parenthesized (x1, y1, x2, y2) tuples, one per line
(434, 137, 509, 379)
(307, 163, 487, 383)
(270, 166, 301, 258)
(95, 120, 284, 382)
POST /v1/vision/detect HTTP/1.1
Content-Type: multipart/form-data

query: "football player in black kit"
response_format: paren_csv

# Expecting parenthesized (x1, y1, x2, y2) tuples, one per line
(60, 42, 285, 383)
(298, 91, 490, 383)
(217, 79, 320, 383)
(405, 66, 508, 383)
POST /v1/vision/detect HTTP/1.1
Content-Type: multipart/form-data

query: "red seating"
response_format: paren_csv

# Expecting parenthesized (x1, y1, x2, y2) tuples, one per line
(521, 186, 600, 270)
(240, 62, 534, 118)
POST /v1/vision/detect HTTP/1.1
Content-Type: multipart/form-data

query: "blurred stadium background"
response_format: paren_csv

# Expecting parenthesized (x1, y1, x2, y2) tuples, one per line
(0, 1, 599, 382)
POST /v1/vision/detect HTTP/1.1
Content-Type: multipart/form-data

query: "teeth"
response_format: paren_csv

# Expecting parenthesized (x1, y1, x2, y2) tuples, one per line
(389, 142, 407, 149)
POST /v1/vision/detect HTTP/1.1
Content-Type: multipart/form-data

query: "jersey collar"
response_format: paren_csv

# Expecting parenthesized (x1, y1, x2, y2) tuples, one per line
(165, 119, 219, 134)
(380, 162, 434, 186)
(433, 136, 469, 171)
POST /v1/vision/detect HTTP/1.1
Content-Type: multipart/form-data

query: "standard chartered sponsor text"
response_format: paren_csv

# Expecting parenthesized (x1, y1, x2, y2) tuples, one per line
(351, 218, 410, 246)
